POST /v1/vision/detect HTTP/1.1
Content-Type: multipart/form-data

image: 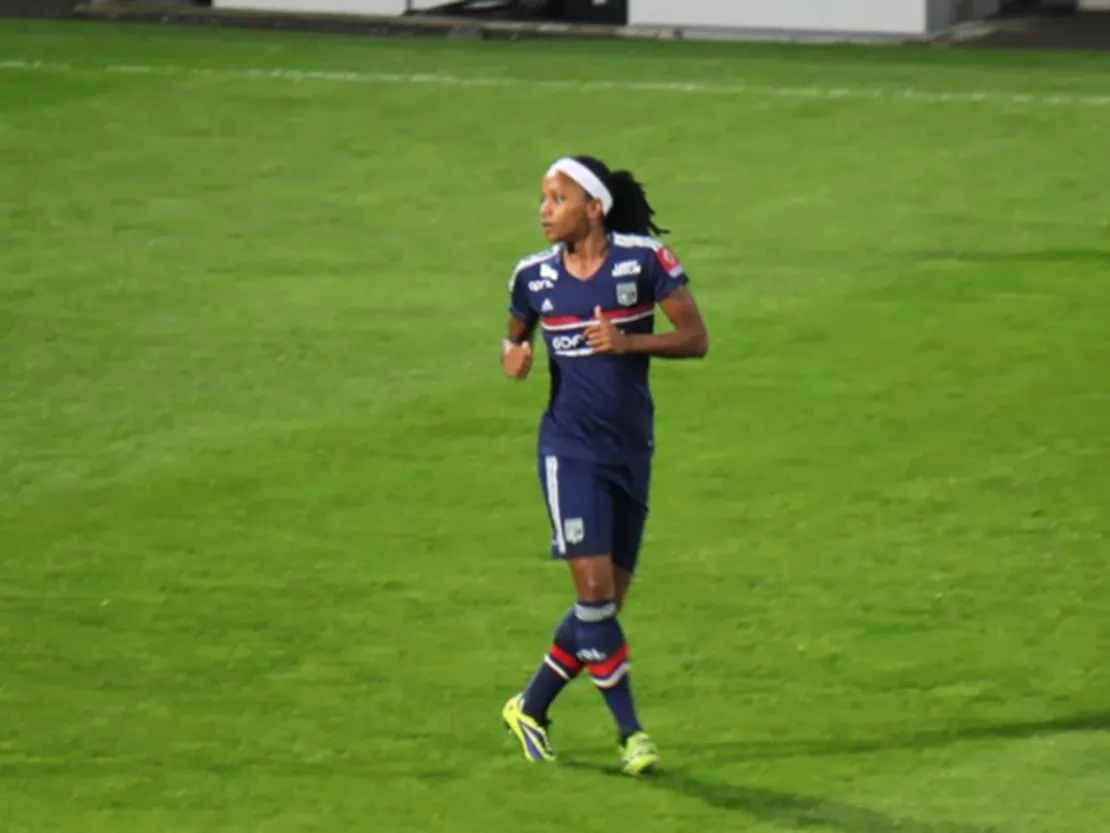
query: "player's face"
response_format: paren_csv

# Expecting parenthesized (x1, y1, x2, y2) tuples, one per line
(539, 172, 601, 244)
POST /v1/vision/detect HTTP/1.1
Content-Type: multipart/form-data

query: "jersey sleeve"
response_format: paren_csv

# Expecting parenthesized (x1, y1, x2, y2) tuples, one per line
(649, 243, 690, 303)
(507, 266, 538, 326)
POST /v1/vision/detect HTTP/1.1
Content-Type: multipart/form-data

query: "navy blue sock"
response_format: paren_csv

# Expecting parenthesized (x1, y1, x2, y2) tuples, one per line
(573, 600, 643, 740)
(521, 608, 582, 724)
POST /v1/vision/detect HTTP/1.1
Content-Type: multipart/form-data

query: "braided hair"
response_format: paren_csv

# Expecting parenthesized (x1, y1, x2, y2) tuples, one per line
(572, 155, 669, 237)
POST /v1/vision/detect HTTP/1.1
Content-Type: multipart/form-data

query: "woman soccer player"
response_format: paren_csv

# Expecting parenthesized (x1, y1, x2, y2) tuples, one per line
(500, 155, 709, 775)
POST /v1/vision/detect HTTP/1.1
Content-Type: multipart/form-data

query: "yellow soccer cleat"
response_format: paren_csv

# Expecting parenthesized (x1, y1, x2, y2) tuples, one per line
(619, 731, 661, 776)
(502, 695, 556, 763)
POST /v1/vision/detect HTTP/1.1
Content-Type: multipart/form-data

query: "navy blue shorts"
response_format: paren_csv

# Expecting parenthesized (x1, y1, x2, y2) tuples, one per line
(536, 453, 652, 573)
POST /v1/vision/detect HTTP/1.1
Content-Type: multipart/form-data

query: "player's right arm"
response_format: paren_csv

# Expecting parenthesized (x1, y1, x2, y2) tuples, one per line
(503, 315, 534, 380)
(503, 264, 539, 381)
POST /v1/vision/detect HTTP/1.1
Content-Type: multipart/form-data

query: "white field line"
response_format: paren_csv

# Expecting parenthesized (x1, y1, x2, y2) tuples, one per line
(1, 58, 1109, 108)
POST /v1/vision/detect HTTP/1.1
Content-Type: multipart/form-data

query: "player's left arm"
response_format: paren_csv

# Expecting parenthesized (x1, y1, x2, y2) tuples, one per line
(586, 245, 709, 359)
(643, 284, 709, 358)
(611, 285, 708, 358)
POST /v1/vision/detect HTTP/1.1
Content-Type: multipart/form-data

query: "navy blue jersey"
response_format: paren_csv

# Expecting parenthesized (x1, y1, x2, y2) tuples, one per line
(508, 233, 690, 464)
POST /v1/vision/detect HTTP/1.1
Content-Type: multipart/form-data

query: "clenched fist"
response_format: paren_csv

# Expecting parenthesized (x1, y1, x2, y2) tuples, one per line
(502, 339, 533, 380)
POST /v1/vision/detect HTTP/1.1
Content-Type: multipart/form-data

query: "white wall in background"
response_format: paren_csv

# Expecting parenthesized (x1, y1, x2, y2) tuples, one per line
(628, 0, 928, 34)
(629, 0, 1003, 34)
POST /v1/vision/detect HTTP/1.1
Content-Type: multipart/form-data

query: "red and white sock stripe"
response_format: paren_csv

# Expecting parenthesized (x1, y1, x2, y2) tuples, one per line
(543, 644, 584, 680)
(587, 644, 630, 689)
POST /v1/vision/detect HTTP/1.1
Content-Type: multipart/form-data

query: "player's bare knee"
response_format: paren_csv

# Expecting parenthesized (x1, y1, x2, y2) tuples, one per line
(569, 555, 615, 601)
(577, 574, 615, 602)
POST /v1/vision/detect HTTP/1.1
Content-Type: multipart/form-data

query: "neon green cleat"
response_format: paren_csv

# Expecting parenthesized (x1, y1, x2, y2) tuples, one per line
(619, 731, 661, 776)
(502, 695, 556, 763)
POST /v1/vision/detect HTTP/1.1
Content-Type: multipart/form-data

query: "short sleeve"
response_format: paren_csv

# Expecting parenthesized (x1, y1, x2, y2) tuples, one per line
(650, 244, 689, 303)
(507, 267, 538, 326)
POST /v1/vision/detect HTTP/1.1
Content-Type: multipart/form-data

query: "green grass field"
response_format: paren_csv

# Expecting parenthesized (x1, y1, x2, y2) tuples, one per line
(2, 18, 1109, 833)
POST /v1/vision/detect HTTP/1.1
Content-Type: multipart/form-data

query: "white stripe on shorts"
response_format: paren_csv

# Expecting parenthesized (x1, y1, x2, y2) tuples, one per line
(544, 455, 566, 555)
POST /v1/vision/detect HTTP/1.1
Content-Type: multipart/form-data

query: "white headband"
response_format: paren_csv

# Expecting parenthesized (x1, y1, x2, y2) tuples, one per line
(546, 157, 614, 216)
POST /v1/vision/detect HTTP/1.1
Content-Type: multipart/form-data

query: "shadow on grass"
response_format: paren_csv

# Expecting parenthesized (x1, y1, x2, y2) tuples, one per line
(663, 709, 1110, 766)
(563, 760, 998, 833)
(561, 710, 1110, 831)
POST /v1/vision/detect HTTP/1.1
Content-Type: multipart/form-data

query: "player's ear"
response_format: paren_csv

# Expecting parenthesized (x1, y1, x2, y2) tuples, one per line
(587, 198, 605, 224)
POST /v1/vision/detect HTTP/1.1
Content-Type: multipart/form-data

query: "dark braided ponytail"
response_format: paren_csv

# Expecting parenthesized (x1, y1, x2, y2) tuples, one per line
(605, 169, 669, 237)
(572, 155, 670, 237)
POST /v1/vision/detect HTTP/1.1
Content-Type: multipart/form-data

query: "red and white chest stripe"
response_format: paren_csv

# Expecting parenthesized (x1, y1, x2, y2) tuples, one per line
(541, 303, 654, 332)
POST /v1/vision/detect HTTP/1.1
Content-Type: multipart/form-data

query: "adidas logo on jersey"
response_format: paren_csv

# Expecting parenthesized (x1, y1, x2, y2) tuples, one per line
(541, 298, 554, 313)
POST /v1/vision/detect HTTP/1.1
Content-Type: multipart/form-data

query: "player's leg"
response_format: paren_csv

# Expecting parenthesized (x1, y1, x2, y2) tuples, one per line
(569, 551, 656, 775)
(523, 456, 613, 720)
(607, 457, 660, 775)
(613, 454, 651, 613)
(503, 603, 577, 762)
(502, 454, 611, 762)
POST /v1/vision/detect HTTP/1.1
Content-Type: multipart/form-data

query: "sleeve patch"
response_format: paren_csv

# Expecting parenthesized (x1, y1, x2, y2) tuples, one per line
(656, 245, 685, 278)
